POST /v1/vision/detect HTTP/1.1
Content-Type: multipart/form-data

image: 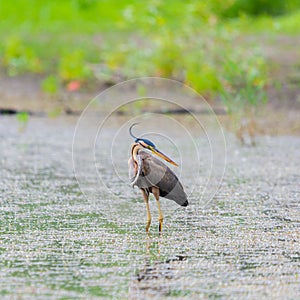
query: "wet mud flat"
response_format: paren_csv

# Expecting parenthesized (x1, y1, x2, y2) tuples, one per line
(0, 115, 299, 299)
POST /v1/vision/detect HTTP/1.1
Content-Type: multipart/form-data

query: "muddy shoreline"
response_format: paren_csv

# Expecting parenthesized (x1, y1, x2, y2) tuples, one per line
(1, 73, 300, 138)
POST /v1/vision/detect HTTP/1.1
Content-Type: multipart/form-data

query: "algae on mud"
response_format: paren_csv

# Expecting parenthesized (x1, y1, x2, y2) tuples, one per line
(0, 115, 299, 299)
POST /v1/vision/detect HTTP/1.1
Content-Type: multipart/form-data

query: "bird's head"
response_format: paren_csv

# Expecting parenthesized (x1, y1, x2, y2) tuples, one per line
(129, 123, 178, 167)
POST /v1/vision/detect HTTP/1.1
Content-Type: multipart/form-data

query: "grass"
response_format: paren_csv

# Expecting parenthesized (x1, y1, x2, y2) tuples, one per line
(224, 10, 300, 34)
(1, 0, 300, 132)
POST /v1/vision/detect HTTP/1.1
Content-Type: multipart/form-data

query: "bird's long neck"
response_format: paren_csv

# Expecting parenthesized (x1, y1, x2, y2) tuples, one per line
(131, 143, 143, 162)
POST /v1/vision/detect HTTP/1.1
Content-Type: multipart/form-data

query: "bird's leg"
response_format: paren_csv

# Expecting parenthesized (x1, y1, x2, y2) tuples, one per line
(152, 187, 163, 232)
(141, 189, 151, 233)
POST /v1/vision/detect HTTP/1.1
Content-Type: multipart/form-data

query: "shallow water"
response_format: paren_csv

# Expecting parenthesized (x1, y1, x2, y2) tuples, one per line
(0, 115, 299, 299)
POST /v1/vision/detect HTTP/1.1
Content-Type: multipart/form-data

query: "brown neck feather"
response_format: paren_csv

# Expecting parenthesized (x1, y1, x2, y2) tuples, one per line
(131, 143, 143, 162)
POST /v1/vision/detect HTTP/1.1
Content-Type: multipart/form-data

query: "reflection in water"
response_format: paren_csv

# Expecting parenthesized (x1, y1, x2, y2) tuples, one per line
(129, 236, 188, 298)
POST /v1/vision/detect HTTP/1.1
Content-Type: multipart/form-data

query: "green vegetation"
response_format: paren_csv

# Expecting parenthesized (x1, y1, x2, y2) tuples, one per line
(0, 0, 299, 114)
(16, 111, 29, 131)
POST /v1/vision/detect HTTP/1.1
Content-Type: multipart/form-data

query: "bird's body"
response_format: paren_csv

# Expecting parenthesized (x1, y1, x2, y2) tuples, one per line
(128, 146, 188, 206)
(128, 124, 188, 233)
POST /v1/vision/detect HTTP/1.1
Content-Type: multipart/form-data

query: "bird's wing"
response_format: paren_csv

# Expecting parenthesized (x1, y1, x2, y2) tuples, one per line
(128, 155, 142, 187)
(142, 153, 188, 206)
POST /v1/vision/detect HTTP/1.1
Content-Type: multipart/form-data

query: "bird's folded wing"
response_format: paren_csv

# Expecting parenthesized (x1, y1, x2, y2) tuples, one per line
(145, 156, 188, 205)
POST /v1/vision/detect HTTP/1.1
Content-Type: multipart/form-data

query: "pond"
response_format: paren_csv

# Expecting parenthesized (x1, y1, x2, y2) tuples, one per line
(0, 115, 299, 299)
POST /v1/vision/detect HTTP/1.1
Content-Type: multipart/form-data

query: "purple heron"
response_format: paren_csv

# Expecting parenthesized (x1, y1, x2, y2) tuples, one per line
(128, 123, 188, 233)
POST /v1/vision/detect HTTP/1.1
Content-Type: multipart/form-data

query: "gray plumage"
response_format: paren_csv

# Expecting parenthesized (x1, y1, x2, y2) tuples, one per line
(129, 149, 188, 207)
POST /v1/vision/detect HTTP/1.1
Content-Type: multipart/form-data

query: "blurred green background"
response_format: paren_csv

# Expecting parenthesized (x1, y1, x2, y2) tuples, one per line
(0, 0, 300, 113)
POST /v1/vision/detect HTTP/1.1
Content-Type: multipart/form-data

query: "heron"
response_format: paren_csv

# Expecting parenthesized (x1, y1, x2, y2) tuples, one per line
(128, 123, 188, 233)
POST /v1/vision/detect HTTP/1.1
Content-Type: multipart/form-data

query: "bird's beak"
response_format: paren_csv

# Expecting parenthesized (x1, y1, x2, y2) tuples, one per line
(152, 148, 178, 167)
